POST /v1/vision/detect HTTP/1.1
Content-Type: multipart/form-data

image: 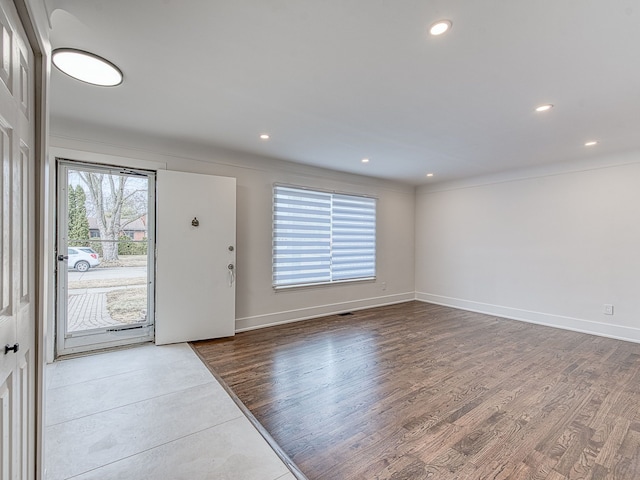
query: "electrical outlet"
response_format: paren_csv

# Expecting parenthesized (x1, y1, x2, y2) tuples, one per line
(603, 304, 614, 315)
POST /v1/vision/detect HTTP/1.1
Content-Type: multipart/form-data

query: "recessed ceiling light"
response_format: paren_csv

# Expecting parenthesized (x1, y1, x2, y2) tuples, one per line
(52, 48, 123, 87)
(426, 173, 434, 177)
(429, 20, 452, 36)
(260, 134, 270, 140)
(361, 158, 370, 164)
(584, 141, 598, 146)
(535, 104, 553, 112)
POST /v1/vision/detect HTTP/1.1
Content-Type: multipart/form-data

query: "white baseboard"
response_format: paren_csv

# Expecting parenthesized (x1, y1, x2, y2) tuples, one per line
(415, 292, 640, 344)
(235, 292, 415, 332)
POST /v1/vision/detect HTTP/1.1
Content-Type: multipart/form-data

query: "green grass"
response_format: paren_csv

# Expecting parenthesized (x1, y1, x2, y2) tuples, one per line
(69, 277, 146, 290)
(98, 255, 148, 268)
(106, 287, 147, 323)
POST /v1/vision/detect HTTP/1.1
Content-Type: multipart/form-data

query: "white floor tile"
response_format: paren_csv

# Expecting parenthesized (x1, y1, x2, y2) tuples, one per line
(48, 343, 190, 390)
(45, 343, 297, 480)
(46, 354, 213, 426)
(45, 382, 243, 479)
(46, 361, 57, 391)
(72, 417, 291, 480)
(275, 473, 298, 480)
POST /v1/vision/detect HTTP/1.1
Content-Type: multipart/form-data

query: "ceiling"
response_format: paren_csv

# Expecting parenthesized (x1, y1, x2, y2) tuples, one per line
(45, 0, 640, 185)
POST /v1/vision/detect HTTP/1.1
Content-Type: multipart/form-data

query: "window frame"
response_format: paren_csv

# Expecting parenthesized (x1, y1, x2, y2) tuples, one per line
(272, 184, 377, 290)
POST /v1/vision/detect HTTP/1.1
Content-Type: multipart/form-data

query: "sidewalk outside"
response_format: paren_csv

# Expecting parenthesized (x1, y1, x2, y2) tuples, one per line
(66, 258, 148, 332)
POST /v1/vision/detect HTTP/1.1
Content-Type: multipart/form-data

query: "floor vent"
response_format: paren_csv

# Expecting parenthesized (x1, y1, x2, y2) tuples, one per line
(338, 312, 354, 316)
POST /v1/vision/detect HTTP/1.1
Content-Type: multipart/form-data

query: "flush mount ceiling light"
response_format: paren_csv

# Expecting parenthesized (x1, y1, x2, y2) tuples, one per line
(52, 48, 123, 86)
(584, 140, 598, 146)
(535, 104, 554, 112)
(259, 134, 270, 140)
(426, 173, 434, 177)
(429, 20, 452, 36)
(361, 158, 370, 164)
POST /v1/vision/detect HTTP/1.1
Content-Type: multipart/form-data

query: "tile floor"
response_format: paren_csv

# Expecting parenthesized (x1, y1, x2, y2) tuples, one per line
(45, 342, 297, 480)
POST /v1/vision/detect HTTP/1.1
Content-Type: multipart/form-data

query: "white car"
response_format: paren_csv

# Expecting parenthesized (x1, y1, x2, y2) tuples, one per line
(68, 247, 100, 272)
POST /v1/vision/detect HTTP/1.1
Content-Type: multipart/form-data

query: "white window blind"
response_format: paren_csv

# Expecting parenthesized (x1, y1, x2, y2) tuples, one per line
(273, 185, 376, 288)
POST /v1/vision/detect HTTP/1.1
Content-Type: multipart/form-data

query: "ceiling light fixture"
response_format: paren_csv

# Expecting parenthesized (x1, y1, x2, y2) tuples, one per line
(535, 104, 553, 112)
(361, 158, 370, 163)
(52, 48, 123, 87)
(426, 173, 434, 177)
(429, 20, 452, 36)
(584, 141, 598, 146)
(260, 134, 270, 140)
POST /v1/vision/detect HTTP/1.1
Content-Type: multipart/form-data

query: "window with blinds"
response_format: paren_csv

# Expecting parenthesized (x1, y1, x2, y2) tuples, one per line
(273, 185, 376, 288)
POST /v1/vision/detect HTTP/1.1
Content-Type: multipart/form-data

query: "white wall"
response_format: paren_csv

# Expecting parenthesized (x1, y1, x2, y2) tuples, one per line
(49, 128, 415, 334)
(415, 157, 640, 343)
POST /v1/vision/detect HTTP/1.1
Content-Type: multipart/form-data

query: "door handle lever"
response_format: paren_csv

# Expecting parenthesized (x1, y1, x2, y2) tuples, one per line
(57, 255, 69, 261)
(228, 264, 235, 286)
(4, 343, 19, 354)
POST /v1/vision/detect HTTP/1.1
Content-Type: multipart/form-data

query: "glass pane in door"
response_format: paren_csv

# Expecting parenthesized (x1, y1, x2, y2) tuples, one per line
(57, 161, 155, 356)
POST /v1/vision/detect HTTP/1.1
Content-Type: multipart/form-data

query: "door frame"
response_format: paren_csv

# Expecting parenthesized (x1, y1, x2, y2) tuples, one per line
(55, 159, 156, 357)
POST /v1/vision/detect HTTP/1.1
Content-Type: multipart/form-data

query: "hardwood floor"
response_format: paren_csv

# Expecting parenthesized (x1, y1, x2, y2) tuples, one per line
(192, 301, 640, 480)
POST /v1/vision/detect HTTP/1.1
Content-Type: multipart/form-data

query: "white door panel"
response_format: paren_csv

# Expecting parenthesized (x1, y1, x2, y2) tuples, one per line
(156, 170, 236, 345)
(0, 0, 35, 476)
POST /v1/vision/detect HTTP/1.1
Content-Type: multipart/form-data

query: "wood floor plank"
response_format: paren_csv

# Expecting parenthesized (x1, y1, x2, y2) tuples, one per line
(192, 301, 640, 480)
(545, 471, 568, 480)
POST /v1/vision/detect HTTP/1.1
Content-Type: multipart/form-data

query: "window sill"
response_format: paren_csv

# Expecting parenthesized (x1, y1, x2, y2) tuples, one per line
(273, 277, 376, 292)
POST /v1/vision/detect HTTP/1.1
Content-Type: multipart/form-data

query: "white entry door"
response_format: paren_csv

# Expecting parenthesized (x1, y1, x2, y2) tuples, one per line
(156, 170, 236, 344)
(0, 0, 35, 477)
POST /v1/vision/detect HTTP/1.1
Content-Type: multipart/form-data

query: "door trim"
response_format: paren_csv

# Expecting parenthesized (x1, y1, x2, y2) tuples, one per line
(55, 159, 156, 357)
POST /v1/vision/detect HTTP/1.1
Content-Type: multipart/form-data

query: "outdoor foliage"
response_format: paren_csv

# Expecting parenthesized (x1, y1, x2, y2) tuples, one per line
(118, 235, 148, 255)
(89, 241, 103, 256)
(78, 171, 148, 262)
(68, 185, 90, 247)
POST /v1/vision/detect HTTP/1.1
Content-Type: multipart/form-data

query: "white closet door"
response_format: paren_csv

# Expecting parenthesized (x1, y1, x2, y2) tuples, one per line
(0, 0, 36, 476)
(156, 170, 236, 344)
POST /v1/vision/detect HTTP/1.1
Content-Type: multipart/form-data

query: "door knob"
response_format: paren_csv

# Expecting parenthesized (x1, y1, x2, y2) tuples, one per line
(57, 255, 69, 261)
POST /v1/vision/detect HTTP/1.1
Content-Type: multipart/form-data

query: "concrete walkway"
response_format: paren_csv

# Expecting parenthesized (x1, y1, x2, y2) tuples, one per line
(65, 263, 148, 332)
(67, 292, 123, 332)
